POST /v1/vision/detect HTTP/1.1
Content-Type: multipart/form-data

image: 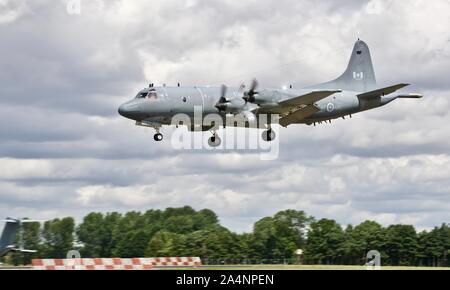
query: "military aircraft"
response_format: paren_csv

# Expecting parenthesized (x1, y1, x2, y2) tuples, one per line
(118, 39, 422, 147)
(0, 218, 41, 257)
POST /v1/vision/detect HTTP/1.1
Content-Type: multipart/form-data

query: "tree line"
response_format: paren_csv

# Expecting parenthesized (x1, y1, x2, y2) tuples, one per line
(3, 206, 449, 267)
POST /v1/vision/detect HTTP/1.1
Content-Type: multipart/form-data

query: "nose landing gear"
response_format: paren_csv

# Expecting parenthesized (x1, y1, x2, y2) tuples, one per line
(135, 121, 164, 142)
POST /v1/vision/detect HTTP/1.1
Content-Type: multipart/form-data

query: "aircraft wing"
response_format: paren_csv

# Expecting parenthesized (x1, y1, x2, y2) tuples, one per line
(279, 90, 341, 107)
(256, 90, 340, 115)
(279, 105, 321, 127)
(270, 90, 340, 127)
(357, 84, 410, 100)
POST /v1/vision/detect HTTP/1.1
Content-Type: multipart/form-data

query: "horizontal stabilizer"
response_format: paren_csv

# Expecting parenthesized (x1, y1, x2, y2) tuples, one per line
(0, 220, 18, 223)
(358, 84, 410, 100)
(0, 219, 44, 223)
(15, 248, 37, 253)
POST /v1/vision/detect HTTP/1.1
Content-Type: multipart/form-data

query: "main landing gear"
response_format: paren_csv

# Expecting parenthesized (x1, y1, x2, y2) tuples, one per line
(208, 131, 222, 147)
(153, 128, 163, 142)
(154, 133, 163, 142)
(262, 127, 276, 142)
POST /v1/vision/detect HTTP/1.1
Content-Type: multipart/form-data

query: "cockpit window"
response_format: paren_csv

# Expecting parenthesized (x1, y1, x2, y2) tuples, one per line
(136, 89, 159, 99)
(148, 89, 158, 100)
(137, 92, 148, 98)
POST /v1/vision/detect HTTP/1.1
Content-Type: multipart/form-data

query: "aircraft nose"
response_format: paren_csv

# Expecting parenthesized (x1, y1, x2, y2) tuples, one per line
(118, 102, 137, 119)
(118, 104, 127, 117)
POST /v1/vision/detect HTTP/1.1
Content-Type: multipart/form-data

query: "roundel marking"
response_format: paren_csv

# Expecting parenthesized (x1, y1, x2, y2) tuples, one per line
(326, 103, 335, 113)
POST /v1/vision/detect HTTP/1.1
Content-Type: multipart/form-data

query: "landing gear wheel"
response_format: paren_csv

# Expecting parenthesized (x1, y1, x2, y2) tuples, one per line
(262, 129, 276, 142)
(208, 135, 222, 147)
(154, 133, 163, 142)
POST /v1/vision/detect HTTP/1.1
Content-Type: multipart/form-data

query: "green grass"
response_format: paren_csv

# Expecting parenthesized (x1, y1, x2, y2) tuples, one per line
(176, 265, 450, 270)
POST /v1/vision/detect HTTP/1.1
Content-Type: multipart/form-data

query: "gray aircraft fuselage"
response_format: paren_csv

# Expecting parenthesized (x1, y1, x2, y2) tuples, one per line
(119, 86, 395, 125)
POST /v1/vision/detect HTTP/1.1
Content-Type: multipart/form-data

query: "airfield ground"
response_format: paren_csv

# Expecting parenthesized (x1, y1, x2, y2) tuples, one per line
(175, 265, 450, 270)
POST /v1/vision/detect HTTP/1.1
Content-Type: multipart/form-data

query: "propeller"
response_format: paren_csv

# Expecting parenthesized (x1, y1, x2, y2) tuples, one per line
(239, 82, 246, 93)
(215, 84, 230, 112)
(243, 79, 259, 103)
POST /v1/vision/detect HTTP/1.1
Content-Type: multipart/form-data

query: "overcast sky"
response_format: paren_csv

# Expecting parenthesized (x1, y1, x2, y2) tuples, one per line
(0, 0, 449, 233)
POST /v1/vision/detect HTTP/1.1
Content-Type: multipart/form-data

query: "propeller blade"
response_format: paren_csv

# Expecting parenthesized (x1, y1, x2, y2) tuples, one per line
(249, 79, 258, 94)
(243, 79, 259, 103)
(239, 82, 246, 93)
(221, 84, 227, 99)
(215, 85, 229, 112)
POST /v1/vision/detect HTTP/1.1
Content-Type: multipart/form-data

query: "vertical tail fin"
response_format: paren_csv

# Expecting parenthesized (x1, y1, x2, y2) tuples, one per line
(310, 39, 377, 92)
(0, 221, 20, 249)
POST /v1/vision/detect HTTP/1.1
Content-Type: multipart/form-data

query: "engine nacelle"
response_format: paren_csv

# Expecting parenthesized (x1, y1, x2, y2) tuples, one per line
(225, 111, 259, 128)
(246, 91, 274, 106)
(216, 98, 246, 114)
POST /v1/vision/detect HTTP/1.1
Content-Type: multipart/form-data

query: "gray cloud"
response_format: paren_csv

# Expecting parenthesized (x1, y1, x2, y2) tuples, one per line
(0, 0, 449, 232)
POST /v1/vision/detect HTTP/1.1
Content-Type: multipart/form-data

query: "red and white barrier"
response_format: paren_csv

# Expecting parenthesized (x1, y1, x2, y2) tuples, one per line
(32, 257, 202, 270)
(149, 257, 202, 267)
